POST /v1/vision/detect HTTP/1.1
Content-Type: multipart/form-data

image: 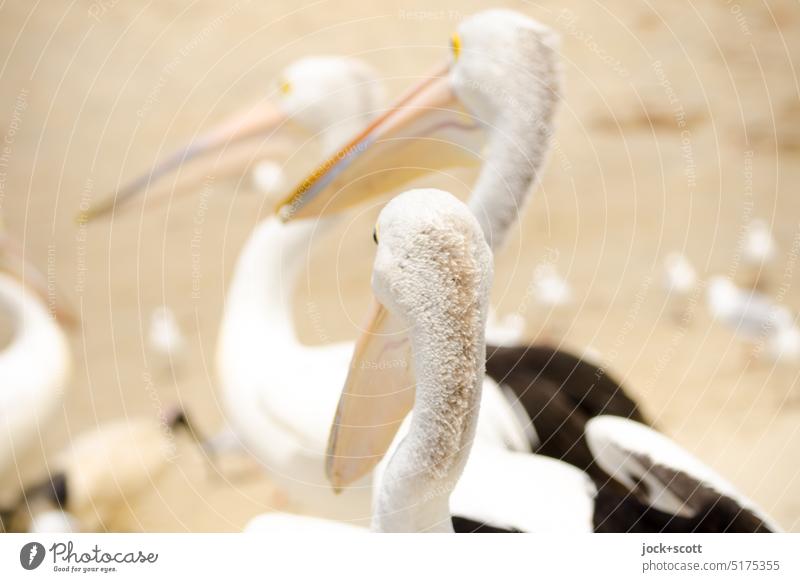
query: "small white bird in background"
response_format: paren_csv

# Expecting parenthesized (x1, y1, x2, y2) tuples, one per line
(662, 252, 697, 322)
(147, 306, 186, 375)
(250, 160, 286, 197)
(485, 310, 526, 347)
(531, 262, 572, 339)
(706, 276, 795, 363)
(765, 323, 800, 365)
(740, 218, 777, 290)
(532, 263, 572, 307)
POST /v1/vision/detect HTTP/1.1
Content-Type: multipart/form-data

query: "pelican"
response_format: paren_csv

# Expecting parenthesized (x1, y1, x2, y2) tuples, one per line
(0, 231, 71, 483)
(587, 416, 781, 532)
(249, 189, 597, 533)
(0, 409, 202, 532)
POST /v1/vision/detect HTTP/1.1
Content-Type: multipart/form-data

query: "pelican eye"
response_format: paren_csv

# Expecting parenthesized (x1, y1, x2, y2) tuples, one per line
(372, 225, 379, 245)
(279, 79, 292, 95)
(450, 33, 461, 60)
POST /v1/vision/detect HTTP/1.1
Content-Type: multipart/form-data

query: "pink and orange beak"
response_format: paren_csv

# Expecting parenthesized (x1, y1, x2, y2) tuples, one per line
(275, 61, 483, 222)
(78, 98, 297, 223)
(326, 297, 416, 490)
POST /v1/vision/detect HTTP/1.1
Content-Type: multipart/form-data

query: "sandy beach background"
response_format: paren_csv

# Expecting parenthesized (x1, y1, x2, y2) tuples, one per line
(0, 0, 798, 531)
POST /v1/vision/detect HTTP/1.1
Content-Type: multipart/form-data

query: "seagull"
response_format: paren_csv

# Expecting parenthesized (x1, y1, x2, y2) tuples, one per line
(706, 276, 795, 361)
(741, 218, 777, 289)
(662, 252, 697, 321)
(147, 306, 186, 374)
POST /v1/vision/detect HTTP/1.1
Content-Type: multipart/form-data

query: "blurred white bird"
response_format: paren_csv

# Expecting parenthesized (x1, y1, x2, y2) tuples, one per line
(662, 252, 697, 322)
(741, 219, 777, 289)
(531, 262, 572, 339)
(706, 276, 795, 362)
(485, 310, 526, 347)
(147, 306, 186, 374)
(766, 323, 800, 364)
(532, 263, 572, 307)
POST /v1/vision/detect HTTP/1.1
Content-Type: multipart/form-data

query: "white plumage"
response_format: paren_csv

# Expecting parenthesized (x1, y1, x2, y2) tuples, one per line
(0, 272, 71, 477)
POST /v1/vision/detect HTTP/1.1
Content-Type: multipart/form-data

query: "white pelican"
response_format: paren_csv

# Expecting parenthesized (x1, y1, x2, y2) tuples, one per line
(662, 252, 697, 321)
(0, 234, 71, 484)
(587, 416, 781, 532)
(249, 189, 597, 533)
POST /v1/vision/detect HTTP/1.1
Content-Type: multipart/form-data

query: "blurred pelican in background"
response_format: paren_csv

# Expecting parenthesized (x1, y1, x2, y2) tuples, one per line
(0, 226, 72, 485)
(84, 56, 397, 520)
(662, 252, 697, 322)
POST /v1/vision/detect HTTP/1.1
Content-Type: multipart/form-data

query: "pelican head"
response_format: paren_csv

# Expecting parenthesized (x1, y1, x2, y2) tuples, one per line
(277, 9, 561, 238)
(370, 188, 492, 323)
(80, 56, 385, 221)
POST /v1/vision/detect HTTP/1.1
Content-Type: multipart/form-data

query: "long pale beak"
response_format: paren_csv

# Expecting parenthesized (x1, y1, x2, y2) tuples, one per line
(78, 99, 293, 223)
(326, 298, 416, 490)
(0, 233, 78, 327)
(276, 62, 483, 222)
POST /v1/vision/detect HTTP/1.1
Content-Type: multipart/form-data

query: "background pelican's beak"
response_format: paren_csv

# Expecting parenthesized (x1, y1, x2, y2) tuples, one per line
(277, 62, 484, 222)
(0, 232, 78, 327)
(78, 99, 294, 223)
(326, 298, 415, 490)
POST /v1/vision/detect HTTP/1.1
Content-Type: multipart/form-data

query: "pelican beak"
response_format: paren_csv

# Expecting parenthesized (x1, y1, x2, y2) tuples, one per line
(78, 99, 294, 223)
(0, 233, 78, 327)
(276, 62, 483, 222)
(326, 298, 415, 490)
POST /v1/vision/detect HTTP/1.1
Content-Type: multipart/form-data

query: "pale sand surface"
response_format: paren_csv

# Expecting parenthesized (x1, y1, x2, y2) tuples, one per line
(0, 0, 798, 531)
